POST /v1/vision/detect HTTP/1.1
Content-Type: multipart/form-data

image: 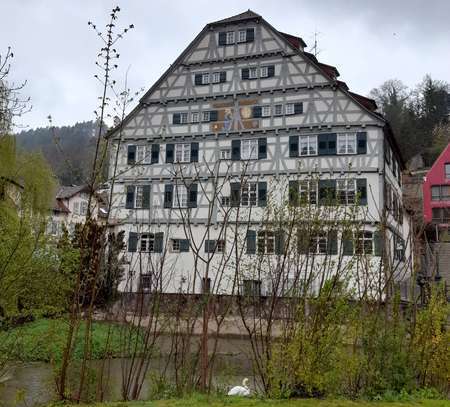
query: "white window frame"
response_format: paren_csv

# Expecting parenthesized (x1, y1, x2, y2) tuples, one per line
(241, 182, 257, 207)
(309, 233, 328, 255)
(191, 112, 199, 123)
(261, 105, 271, 117)
(202, 111, 210, 122)
(238, 30, 247, 43)
(73, 201, 80, 215)
(299, 135, 318, 156)
(354, 231, 374, 255)
(136, 145, 151, 164)
(274, 104, 283, 116)
(248, 67, 258, 79)
(299, 180, 318, 204)
(135, 186, 145, 208)
(285, 103, 295, 115)
(179, 112, 188, 124)
(211, 72, 221, 84)
(226, 31, 235, 44)
(220, 148, 231, 160)
(171, 238, 181, 253)
(337, 179, 356, 205)
(140, 233, 155, 252)
(201, 72, 210, 85)
(260, 66, 269, 78)
(257, 230, 275, 255)
(80, 201, 88, 216)
(175, 143, 191, 163)
(241, 139, 258, 160)
(174, 184, 188, 208)
(337, 133, 357, 155)
(216, 239, 226, 253)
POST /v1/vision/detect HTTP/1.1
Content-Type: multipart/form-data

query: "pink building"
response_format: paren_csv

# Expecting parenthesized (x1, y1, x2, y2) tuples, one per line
(423, 143, 450, 224)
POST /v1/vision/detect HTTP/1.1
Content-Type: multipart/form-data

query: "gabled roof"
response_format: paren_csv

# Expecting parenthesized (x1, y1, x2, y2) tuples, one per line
(53, 199, 70, 213)
(56, 185, 89, 200)
(209, 10, 261, 26)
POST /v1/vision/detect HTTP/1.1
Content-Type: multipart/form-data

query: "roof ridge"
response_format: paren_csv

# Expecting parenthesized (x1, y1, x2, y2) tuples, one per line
(209, 10, 261, 26)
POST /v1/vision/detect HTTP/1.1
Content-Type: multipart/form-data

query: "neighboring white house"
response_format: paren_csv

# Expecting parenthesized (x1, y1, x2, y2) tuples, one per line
(106, 10, 412, 297)
(48, 185, 106, 237)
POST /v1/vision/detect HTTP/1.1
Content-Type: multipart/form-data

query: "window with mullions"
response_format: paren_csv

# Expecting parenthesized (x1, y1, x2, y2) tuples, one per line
(241, 182, 257, 207)
(140, 233, 155, 252)
(140, 274, 152, 292)
(191, 112, 199, 123)
(299, 135, 317, 156)
(226, 31, 235, 44)
(135, 186, 145, 208)
(174, 184, 188, 208)
(445, 163, 450, 179)
(285, 103, 295, 115)
(308, 233, 328, 255)
(337, 179, 356, 205)
(431, 185, 450, 201)
(299, 180, 318, 204)
(337, 133, 357, 154)
(202, 111, 211, 122)
(274, 104, 283, 116)
(260, 66, 268, 78)
(261, 105, 271, 117)
(136, 145, 152, 164)
(175, 143, 191, 163)
(432, 207, 450, 223)
(257, 230, 276, 254)
(242, 279, 262, 297)
(354, 231, 373, 255)
(201, 73, 210, 85)
(241, 139, 258, 160)
(238, 30, 247, 43)
(212, 72, 221, 84)
(248, 67, 258, 79)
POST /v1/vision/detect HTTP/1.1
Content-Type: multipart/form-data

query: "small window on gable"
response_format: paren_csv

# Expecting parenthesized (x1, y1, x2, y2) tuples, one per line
(238, 30, 247, 43)
(226, 31, 235, 44)
(445, 163, 450, 179)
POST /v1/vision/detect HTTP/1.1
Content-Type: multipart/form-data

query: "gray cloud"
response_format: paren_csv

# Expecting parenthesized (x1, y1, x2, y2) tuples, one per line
(1, 0, 449, 129)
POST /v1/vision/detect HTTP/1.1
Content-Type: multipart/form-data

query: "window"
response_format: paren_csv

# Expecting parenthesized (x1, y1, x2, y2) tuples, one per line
(226, 31, 235, 44)
(135, 186, 145, 208)
(191, 112, 199, 123)
(248, 67, 258, 79)
(432, 207, 450, 223)
(73, 201, 80, 215)
(202, 111, 210, 122)
(220, 148, 231, 160)
(431, 185, 450, 201)
(337, 179, 356, 205)
(309, 233, 328, 254)
(140, 274, 152, 292)
(260, 66, 268, 78)
(201, 73, 209, 85)
(174, 143, 191, 163)
(80, 201, 88, 215)
(261, 105, 271, 117)
(221, 196, 230, 206)
(299, 135, 318, 156)
(257, 230, 275, 254)
(212, 72, 221, 84)
(445, 163, 450, 179)
(394, 236, 405, 261)
(354, 231, 373, 255)
(171, 238, 189, 253)
(274, 104, 283, 116)
(171, 239, 180, 252)
(299, 180, 318, 204)
(136, 145, 152, 164)
(242, 279, 261, 296)
(241, 139, 258, 160)
(174, 185, 188, 208)
(337, 133, 357, 154)
(140, 233, 155, 252)
(201, 277, 211, 293)
(285, 103, 295, 115)
(217, 239, 226, 253)
(205, 239, 225, 253)
(179, 112, 188, 124)
(241, 182, 257, 207)
(238, 30, 247, 43)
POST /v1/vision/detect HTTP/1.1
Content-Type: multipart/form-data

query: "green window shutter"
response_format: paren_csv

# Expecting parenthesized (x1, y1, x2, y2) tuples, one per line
(275, 230, 285, 255)
(289, 180, 299, 206)
(205, 240, 215, 253)
(342, 232, 354, 255)
(231, 139, 241, 161)
(357, 179, 368, 205)
(188, 183, 198, 208)
(172, 113, 181, 124)
(190, 142, 199, 162)
(374, 231, 382, 256)
(267, 65, 275, 77)
(318, 133, 336, 155)
(252, 106, 262, 118)
(230, 182, 241, 207)
(127, 145, 136, 165)
(151, 144, 159, 164)
(357, 132, 367, 154)
(258, 138, 267, 159)
(164, 184, 173, 208)
(220, 71, 226, 83)
(327, 230, 338, 255)
(289, 135, 299, 157)
(142, 185, 151, 209)
(194, 74, 203, 85)
(327, 133, 337, 154)
(241, 68, 250, 80)
(246, 28, 255, 42)
(294, 103, 303, 114)
(125, 186, 135, 209)
(319, 180, 336, 205)
(166, 144, 174, 163)
(209, 110, 218, 122)
(218, 32, 227, 45)
(246, 230, 256, 254)
(128, 232, 138, 252)
(154, 232, 164, 253)
(258, 182, 267, 207)
(180, 239, 190, 252)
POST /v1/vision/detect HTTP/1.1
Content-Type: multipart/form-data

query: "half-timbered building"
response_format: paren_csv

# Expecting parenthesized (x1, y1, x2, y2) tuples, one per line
(107, 11, 412, 296)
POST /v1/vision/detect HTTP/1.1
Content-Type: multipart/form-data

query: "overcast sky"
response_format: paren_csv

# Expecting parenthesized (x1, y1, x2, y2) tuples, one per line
(1, 0, 449, 130)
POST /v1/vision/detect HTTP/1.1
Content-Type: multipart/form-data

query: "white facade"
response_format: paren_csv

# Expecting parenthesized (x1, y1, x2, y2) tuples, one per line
(107, 11, 412, 297)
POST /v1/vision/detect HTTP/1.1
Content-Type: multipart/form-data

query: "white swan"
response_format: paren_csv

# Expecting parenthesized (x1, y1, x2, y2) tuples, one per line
(227, 377, 251, 396)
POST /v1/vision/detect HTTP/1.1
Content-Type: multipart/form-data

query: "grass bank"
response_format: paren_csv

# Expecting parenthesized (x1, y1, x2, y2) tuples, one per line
(0, 318, 143, 362)
(45, 395, 450, 407)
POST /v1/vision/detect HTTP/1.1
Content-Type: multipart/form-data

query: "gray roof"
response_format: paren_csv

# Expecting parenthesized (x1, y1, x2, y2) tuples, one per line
(56, 185, 89, 199)
(209, 10, 261, 26)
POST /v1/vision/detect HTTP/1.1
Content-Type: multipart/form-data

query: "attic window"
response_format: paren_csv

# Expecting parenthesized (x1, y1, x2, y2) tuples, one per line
(238, 30, 247, 43)
(226, 31, 235, 44)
